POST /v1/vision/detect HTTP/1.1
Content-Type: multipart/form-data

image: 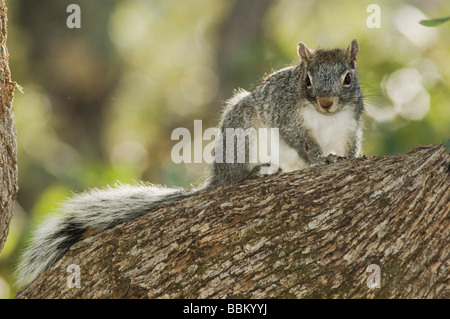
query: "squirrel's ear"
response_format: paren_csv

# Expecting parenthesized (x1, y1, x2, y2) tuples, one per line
(298, 42, 314, 63)
(345, 39, 359, 68)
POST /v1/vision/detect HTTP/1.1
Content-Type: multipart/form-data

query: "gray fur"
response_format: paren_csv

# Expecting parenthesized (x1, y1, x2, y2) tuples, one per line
(16, 40, 364, 287)
(207, 39, 363, 186)
(15, 184, 192, 287)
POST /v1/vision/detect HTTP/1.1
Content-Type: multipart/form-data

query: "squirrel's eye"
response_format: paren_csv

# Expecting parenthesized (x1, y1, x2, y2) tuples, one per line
(305, 75, 312, 87)
(343, 72, 352, 85)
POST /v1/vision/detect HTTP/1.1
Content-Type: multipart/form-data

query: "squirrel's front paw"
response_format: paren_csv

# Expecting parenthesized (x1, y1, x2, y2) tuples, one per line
(314, 154, 347, 167)
(248, 163, 281, 179)
(325, 153, 347, 163)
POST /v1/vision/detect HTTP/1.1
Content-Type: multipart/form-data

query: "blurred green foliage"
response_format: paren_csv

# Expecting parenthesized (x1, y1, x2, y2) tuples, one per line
(420, 16, 450, 26)
(1, 0, 449, 298)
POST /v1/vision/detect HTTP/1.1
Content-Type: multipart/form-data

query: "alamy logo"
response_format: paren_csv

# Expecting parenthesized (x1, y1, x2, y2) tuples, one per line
(171, 120, 280, 174)
(66, 4, 81, 29)
(366, 264, 381, 289)
(66, 264, 81, 288)
(366, 4, 381, 28)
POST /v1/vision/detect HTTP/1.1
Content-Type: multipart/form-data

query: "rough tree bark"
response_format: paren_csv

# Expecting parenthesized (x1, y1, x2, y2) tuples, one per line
(16, 144, 449, 299)
(0, 0, 18, 253)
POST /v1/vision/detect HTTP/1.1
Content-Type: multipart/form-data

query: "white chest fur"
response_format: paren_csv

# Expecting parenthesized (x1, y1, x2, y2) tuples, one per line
(248, 106, 357, 174)
(251, 124, 309, 173)
(300, 106, 357, 156)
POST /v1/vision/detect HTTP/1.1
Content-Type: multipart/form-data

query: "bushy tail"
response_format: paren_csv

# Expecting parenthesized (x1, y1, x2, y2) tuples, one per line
(15, 183, 193, 288)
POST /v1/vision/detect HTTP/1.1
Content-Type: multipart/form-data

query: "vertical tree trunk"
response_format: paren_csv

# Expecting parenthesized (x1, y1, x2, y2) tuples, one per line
(0, 0, 19, 253)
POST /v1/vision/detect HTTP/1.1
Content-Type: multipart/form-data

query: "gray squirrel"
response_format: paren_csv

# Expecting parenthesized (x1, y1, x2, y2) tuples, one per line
(15, 39, 364, 287)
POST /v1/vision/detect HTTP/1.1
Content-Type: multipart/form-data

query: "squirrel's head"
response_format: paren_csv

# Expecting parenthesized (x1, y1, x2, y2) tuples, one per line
(297, 39, 361, 114)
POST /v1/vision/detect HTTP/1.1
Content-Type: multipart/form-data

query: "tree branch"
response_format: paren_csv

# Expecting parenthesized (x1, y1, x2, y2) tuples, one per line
(16, 144, 449, 298)
(0, 0, 19, 253)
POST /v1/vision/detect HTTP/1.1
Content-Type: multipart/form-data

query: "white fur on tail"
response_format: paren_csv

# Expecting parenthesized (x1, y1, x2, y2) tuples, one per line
(15, 183, 185, 288)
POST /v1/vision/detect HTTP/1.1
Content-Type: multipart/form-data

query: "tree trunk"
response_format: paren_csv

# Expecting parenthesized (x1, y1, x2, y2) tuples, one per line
(16, 144, 449, 299)
(0, 0, 18, 253)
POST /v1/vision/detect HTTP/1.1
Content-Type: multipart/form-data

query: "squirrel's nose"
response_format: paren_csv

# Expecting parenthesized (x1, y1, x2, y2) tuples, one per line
(319, 98, 334, 109)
